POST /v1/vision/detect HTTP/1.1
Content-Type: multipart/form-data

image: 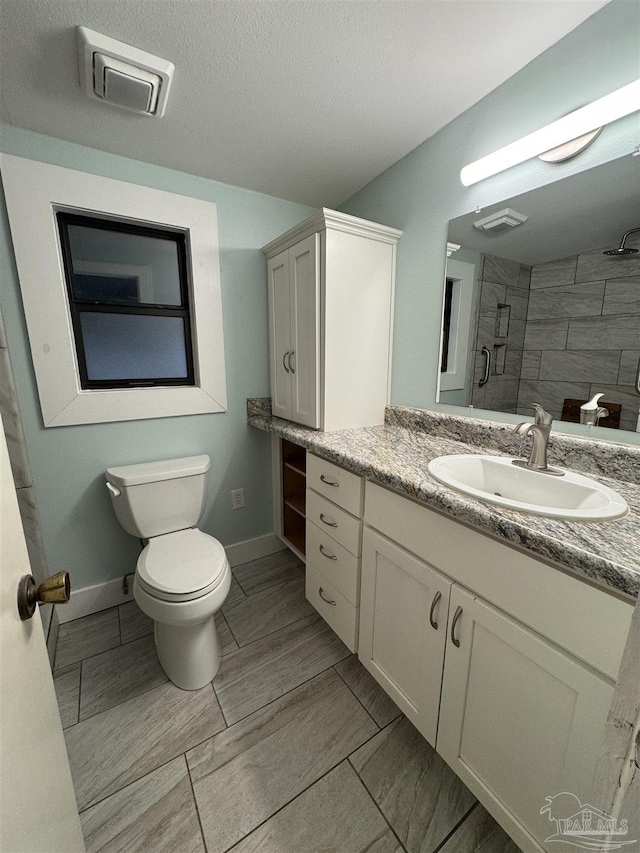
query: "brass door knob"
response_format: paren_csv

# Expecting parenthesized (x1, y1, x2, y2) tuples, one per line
(17, 571, 70, 621)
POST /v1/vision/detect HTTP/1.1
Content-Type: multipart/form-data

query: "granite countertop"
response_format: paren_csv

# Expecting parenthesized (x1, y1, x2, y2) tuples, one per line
(247, 400, 640, 599)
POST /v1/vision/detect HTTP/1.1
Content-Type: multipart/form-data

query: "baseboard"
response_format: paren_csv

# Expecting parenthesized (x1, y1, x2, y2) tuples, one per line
(225, 533, 286, 567)
(57, 533, 286, 623)
(57, 575, 134, 624)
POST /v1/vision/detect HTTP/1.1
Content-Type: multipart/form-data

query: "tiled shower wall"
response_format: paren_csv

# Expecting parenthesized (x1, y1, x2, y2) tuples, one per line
(0, 305, 54, 645)
(470, 254, 531, 414)
(470, 244, 639, 432)
(518, 240, 640, 432)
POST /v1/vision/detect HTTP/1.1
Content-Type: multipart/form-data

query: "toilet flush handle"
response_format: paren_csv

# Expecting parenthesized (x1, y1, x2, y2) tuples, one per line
(106, 482, 121, 498)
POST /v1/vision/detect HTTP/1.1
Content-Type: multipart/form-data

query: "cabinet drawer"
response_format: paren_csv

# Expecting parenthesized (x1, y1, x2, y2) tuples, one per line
(306, 563, 358, 652)
(307, 454, 364, 516)
(306, 520, 361, 605)
(306, 488, 362, 556)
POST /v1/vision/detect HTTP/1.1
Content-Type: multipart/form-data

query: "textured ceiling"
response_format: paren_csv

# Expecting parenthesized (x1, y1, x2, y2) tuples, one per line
(0, 0, 608, 207)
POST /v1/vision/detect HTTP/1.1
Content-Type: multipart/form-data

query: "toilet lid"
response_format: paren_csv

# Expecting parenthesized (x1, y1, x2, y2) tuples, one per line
(137, 529, 228, 600)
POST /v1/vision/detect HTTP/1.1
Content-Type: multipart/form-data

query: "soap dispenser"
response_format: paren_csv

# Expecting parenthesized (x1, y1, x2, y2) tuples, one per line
(580, 393, 609, 426)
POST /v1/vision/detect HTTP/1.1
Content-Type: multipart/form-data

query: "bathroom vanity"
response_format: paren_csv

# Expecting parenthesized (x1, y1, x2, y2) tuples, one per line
(249, 398, 639, 853)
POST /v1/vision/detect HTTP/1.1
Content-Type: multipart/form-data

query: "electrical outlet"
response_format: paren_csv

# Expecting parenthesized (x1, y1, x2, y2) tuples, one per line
(231, 488, 245, 510)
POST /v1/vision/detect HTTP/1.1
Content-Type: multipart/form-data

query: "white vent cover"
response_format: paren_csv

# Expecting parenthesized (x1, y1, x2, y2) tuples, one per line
(473, 208, 528, 232)
(77, 26, 174, 117)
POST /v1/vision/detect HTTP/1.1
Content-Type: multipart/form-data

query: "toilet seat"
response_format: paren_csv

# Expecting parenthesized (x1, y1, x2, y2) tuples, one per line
(137, 529, 228, 602)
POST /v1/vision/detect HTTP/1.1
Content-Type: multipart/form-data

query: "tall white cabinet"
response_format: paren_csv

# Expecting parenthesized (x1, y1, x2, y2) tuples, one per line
(263, 209, 402, 431)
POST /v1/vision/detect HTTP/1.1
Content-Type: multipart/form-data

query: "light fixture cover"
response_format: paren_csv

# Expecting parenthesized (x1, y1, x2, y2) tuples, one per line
(76, 26, 174, 117)
(461, 78, 640, 186)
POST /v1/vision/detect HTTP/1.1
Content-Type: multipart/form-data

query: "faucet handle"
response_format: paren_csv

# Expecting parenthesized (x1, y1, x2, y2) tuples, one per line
(532, 403, 553, 426)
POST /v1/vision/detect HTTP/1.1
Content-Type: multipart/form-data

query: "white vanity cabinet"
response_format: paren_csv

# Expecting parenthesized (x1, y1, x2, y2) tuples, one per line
(263, 209, 402, 431)
(304, 454, 364, 652)
(437, 585, 615, 853)
(360, 480, 634, 853)
(359, 528, 452, 743)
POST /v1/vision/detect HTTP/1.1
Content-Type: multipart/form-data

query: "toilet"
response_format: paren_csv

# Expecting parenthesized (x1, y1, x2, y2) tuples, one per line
(105, 455, 231, 690)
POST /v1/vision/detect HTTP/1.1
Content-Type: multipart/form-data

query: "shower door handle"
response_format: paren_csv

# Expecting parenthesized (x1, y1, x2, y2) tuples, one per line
(478, 346, 491, 387)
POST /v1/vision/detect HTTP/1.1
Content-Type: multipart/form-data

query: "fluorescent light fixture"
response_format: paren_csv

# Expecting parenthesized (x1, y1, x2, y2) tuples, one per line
(460, 78, 640, 186)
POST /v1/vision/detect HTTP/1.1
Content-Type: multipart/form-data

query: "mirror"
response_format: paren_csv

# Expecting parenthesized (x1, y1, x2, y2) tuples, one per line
(438, 155, 640, 434)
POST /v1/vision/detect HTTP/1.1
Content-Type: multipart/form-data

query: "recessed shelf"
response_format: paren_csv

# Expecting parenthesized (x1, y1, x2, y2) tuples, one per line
(284, 461, 306, 478)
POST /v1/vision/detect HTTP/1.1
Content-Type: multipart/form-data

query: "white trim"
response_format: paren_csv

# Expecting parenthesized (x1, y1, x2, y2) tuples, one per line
(439, 258, 475, 393)
(225, 533, 286, 567)
(56, 575, 135, 624)
(262, 207, 402, 258)
(55, 533, 287, 622)
(0, 155, 227, 427)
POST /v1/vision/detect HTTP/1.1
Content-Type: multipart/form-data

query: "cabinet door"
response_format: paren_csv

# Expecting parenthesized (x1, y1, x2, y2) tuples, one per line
(359, 528, 452, 745)
(289, 234, 320, 428)
(437, 586, 614, 853)
(267, 249, 292, 419)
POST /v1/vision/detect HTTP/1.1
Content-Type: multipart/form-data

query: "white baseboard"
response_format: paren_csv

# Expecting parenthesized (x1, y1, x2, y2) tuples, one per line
(225, 533, 286, 567)
(57, 533, 286, 623)
(57, 575, 134, 624)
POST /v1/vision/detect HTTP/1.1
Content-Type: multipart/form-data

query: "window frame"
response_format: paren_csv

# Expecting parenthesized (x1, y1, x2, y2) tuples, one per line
(56, 211, 196, 390)
(439, 258, 475, 393)
(0, 154, 227, 426)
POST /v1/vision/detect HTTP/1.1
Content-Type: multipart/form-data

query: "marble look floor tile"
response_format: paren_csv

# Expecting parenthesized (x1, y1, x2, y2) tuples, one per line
(217, 611, 239, 656)
(187, 668, 378, 853)
(54, 663, 80, 729)
(438, 804, 521, 853)
(80, 756, 204, 853)
(214, 612, 350, 725)
(350, 716, 476, 853)
(55, 609, 121, 671)
(65, 680, 225, 811)
(233, 550, 304, 596)
(225, 574, 247, 607)
(229, 761, 401, 853)
(335, 655, 401, 728)
(222, 576, 314, 646)
(119, 601, 154, 644)
(79, 635, 168, 721)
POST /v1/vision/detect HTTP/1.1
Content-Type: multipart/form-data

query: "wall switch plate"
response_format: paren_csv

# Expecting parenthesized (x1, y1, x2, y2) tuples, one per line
(231, 488, 245, 510)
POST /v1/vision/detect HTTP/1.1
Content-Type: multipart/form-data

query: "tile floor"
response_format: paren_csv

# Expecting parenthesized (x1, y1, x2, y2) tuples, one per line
(53, 549, 521, 853)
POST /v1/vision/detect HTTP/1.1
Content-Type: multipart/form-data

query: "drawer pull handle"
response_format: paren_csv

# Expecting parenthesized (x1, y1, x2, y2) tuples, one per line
(319, 587, 337, 606)
(320, 475, 339, 487)
(319, 513, 338, 528)
(282, 350, 290, 374)
(319, 544, 337, 560)
(451, 605, 463, 647)
(429, 591, 442, 630)
(288, 349, 296, 374)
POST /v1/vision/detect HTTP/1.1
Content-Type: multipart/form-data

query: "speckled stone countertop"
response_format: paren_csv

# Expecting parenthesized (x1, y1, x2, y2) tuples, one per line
(248, 399, 640, 599)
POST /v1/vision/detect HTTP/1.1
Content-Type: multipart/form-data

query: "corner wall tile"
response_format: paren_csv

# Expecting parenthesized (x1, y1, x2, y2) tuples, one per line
(524, 319, 569, 351)
(576, 250, 640, 283)
(602, 277, 640, 315)
(529, 256, 577, 289)
(527, 281, 604, 321)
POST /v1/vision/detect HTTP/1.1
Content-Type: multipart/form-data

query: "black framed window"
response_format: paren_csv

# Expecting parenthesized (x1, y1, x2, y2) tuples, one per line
(56, 212, 195, 389)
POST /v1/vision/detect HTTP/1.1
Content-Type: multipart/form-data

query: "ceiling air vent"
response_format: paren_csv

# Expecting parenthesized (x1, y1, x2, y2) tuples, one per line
(76, 26, 174, 117)
(473, 208, 528, 232)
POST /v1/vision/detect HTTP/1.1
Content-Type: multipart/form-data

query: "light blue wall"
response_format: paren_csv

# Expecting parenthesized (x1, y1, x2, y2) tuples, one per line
(340, 0, 640, 444)
(0, 125, 314, 590)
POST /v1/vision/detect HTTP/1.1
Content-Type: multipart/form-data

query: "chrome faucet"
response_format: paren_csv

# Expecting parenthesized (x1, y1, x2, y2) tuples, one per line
(512, 404, 564, 476)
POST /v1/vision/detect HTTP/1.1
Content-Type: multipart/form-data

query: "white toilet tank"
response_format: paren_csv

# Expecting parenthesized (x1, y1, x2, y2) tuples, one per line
(105, 455, 210, 539)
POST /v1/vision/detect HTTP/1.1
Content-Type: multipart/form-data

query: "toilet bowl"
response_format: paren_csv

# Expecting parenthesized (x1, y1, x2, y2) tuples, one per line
(105, 455, 231, 690)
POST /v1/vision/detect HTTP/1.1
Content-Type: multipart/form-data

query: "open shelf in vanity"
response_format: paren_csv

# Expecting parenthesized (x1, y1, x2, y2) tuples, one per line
(280, 438, 306, 558)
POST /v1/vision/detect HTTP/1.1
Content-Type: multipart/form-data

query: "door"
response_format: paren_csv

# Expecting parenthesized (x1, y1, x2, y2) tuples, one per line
(267, 249, 292, 419)
(437, 585, 614, 853)
(0, 426, 84, 852)
(289, 233, 320, 428)
(359, 528, 452, 745)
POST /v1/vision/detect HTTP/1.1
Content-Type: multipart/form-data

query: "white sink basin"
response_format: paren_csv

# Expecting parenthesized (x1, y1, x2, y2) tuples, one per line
(427, 455, 628, 521)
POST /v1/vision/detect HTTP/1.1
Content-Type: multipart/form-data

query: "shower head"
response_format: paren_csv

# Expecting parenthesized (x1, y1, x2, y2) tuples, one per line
(603, 227, 640, 255)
